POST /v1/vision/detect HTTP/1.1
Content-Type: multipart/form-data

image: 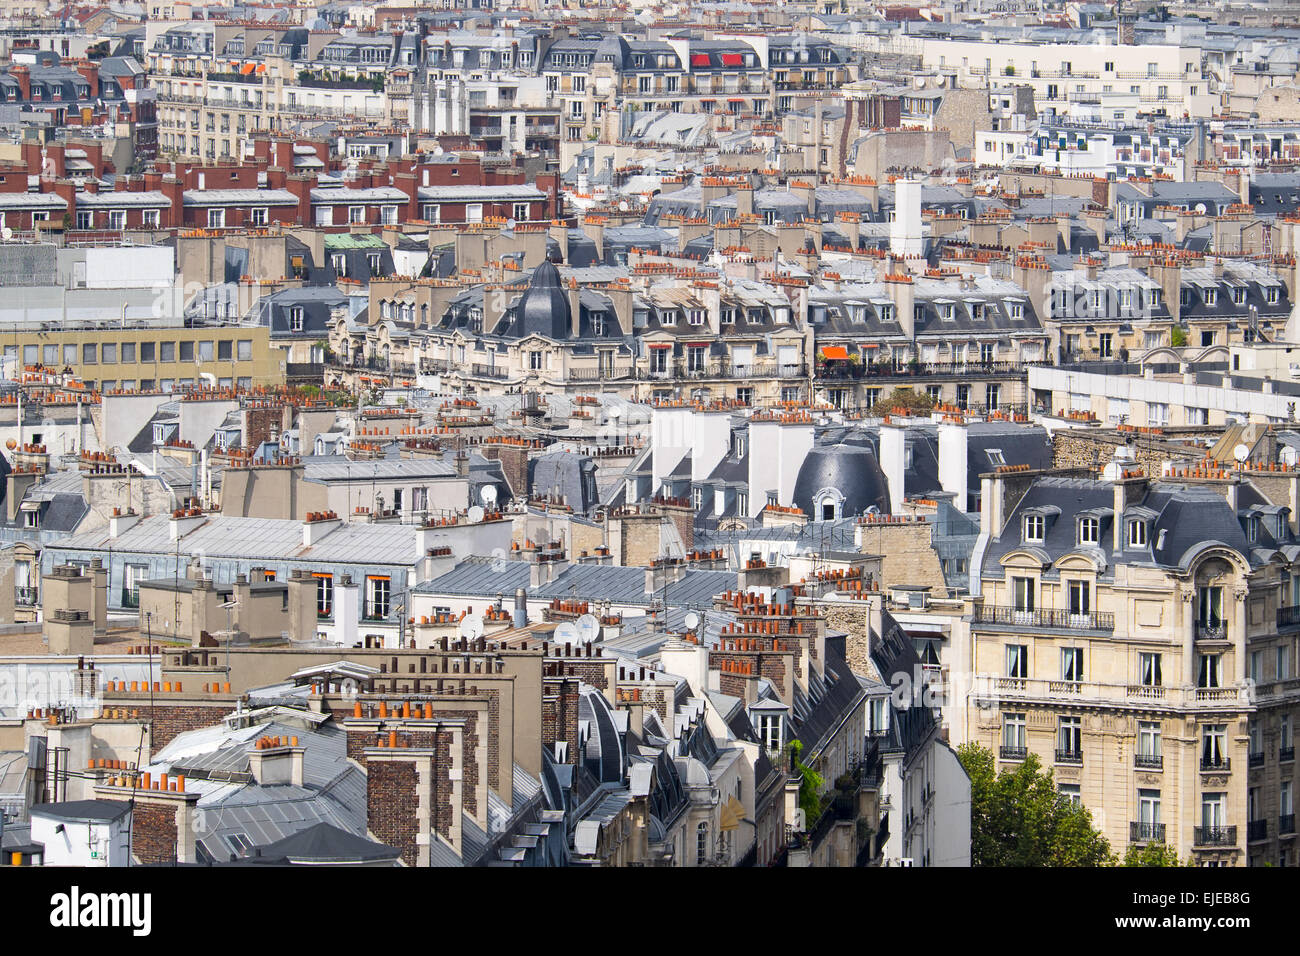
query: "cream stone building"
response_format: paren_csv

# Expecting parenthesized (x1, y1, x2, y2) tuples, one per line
(961, 461, 1300, 864)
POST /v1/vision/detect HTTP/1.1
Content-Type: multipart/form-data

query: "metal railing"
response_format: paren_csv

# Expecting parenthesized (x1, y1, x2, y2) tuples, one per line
(1247, 820, 1268, 842)
(972, 605, 1115, 631)
(1279, 605, 1300, 629)
(815, 359, 1033, 381)
(1196, 621, 1228, 641)
(1055, 748, 1083, 765)
(1134, 753, 1164, 770)
(1193, 825, 1236, 847)
(1249, 751, 1265, 768)
(1282, 747, 1295, 763)
(1281, 814, 1296, 835)
(14, 586, 38, 607)
(1130, 821, 1165, 843)
(1199, 756, 1231, 772)
(999, 745, 1027, 761)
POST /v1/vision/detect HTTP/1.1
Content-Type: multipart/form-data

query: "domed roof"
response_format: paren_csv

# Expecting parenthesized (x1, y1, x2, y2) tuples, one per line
(514, 260, 572, 339)
(792, 442, 890, 519)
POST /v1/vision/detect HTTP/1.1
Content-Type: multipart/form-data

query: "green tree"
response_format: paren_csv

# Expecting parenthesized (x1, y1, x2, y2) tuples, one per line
(1170, 325, 1188, 348)
(788, 740, 826, 823)
(1122, 841, 1190, 867)
(958, 743, 1114, 866)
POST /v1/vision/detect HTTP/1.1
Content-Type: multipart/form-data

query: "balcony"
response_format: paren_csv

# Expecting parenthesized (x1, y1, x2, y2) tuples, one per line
(1279, 605, 1300, 630)
(1129, 821, 1165, 843)
(1134, 753, 1163, 770)
(1193, 826, 1237, 847)
(14, 586, 38, 607)
(1196, 621, 1228, 642)
(1249, 751, 1265, 768)
(1054, 748, 1083, 766)
(815, 359, 1033, 382)
(971, 604, 1114, 632)
(999, 745, 1028, 761)
(1199, 756, 1231, 773)
(1282, 747, 1295, 763)
(1281, 814, 1296, 835)
(1247, 820, 1268, 843)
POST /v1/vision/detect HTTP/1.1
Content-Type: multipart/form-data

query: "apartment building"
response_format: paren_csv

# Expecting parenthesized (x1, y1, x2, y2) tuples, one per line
(965, 460, 1300, 864)
(0, 326, 282, 394)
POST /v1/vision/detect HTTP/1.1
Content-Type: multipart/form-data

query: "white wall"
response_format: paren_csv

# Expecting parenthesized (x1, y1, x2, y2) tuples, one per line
(84, 247, 176, 290)
(30, 812, 131, 867)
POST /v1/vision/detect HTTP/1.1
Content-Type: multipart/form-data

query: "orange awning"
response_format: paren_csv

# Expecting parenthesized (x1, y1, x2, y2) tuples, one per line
(821, 346, 849, 360)
(255, 64, 266, 74)
(240, 62, 255, 75)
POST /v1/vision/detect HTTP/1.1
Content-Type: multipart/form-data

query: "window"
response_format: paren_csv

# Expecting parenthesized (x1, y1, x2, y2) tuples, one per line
(1198, 585, 1224, 635)
(1061, 647, 1084, 682)
(160, 341, 176, 363)
(365, 576, 390, 620)
(102, 343, 117, 364)
(124, 563, 148, 608)
(1139, 652, 1162, 687)
(759, 713, 782, 752)
(1012, 576, 1035, 613)
(1201, 724, 1227, 768)
(529, 350, 543, 371)
(121, 342, 136, 364)
(1067, 580, 1091, 620)
(1024, 514, 1045, 542)
(1138, 789, 1162, 828)
(179, 341, 194, 362)
(108, 210, 126, 230)
(466, 204, 483, 223)
(1058, 716, 1082, 760)
(348, 206, 365, 225)
(290, 308, 304, 333)
(1197, 654, 1222, 689)
(76, 210, 93, 230)
(697, 822, 710, 864)
(218, 340, 232, 362)
(237, 340, 252, 362)
(1078, 516, 1099, 545)
(1138, 721, 1162, 761)
(1006, 644, 1028, 678)
(1281, 643, 1293, 681)
(1002, 712, 1026, 754)
(198, 341, 214, 363)
(1127, 519, 1147, 548)
(82, 343, 97, 365)
(315, 574, 333, 617)
(1202, 792, 1226, 832)
(207, 208, 225, 228)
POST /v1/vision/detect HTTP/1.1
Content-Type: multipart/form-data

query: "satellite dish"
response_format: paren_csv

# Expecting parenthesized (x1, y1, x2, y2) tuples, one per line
(1233, 443, 1250, 463)
(506, 218, 517, 230)
(467, 505, 485, 523)
(1, 227, 11, 241)
(618, 201, 629, 212)
(1101, 461, 1123, 481)
(607, 405, 622, 420)
(576, 613, 600, 642)
(684, 611, 700, 631)
(459, 614, 484, 640)
(553, 621, 579, 645)
(480, 485, 498, 506)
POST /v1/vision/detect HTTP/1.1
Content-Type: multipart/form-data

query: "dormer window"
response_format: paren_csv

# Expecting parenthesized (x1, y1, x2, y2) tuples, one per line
(1204, 288, 1218, 307)
(1078, 516, 1099, 546)
(1024, 514, 1045, 543)
(1267, 287, 1280, 305)
(1246, 516, 1259, 543)
(757, 712, 783, 753)
(1128, 519, 1148, 548)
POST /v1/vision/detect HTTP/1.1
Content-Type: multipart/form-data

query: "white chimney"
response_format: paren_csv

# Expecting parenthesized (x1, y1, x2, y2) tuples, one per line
(890, 179, 924, 257)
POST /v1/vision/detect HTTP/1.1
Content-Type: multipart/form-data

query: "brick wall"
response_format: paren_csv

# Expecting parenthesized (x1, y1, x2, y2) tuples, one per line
(132, 802, 179, 865)
(368, 761, 419, 866)
(129, 702, 232, 750)
(541, 677, 580, 761)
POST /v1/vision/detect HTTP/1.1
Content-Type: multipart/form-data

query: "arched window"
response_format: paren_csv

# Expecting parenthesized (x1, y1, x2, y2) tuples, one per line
(696, 822, 710, 864)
